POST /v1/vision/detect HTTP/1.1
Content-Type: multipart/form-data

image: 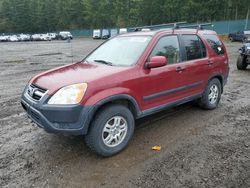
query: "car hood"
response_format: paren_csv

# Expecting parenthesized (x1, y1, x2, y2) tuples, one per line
(31, 62, 129, 95)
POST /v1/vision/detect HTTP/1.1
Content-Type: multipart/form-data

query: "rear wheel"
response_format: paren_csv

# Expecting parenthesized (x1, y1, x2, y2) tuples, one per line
(198, 78, 221, 110)
(237, 55, 248, 70)
(85, 104, 134, 157)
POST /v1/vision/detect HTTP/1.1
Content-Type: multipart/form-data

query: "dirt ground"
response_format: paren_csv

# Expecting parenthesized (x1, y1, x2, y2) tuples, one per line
(0, 39, 249, 188)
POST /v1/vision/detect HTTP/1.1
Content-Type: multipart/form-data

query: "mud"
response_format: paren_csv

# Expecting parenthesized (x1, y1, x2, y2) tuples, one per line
(0, 39, 249, 188)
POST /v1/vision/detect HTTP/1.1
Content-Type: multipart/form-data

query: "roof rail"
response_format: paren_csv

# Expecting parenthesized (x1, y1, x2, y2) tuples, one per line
(176, 23, 212, 29)
(172, 23, 212, 34)
(179, 23, 212, 29)
(132, 21, 187, 32)
(131, 22, 212, 33)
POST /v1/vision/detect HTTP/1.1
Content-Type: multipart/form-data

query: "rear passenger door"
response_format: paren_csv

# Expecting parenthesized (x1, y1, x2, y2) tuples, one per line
(178, 34, 211, 97)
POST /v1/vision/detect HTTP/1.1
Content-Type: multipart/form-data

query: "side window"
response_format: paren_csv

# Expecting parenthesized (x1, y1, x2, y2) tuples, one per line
(150, 35, 180, 64)
(182, 35, 207, 61)
(203, 34, 225, 55)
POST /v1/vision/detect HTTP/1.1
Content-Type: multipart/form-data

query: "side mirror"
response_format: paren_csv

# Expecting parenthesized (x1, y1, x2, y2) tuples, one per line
(146, 56, 167, 69)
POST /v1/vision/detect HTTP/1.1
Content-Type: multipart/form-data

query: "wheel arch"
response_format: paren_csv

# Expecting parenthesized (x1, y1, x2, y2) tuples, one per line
(208, 74, 224, 93)
(84, 94, 141, 134)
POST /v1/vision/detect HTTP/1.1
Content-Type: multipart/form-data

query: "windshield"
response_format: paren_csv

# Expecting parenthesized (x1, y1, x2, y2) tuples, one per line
(86, 36, 151, 66)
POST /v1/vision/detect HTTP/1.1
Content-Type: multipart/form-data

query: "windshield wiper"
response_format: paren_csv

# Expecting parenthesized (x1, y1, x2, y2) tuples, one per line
(94, 59, 113, 66)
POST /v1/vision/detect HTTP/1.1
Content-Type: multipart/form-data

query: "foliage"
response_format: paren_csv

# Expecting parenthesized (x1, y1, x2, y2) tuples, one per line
(0, 0, 249, 33)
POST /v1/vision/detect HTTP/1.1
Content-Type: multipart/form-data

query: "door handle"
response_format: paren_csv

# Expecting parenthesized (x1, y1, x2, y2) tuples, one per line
(176, 66, 186, 72)
(206, 60, 214, 66)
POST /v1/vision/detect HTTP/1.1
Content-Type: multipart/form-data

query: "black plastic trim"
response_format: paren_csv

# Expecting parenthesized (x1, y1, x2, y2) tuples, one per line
(140, 93, 202, 118)
(21, 98, 93, 135)
(90, 94, 141, 117)
(21, 87, 94, 135)
(143, 81, 203, 102)
(21, 90, 143, 135)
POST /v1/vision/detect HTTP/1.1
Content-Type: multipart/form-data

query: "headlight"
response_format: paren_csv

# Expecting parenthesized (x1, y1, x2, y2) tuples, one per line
(48, 83, 87, 105)
(247, 46, 250, 50)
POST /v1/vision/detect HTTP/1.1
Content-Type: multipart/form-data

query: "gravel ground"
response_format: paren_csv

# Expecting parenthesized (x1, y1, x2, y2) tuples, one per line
(0, 39, 249, 188)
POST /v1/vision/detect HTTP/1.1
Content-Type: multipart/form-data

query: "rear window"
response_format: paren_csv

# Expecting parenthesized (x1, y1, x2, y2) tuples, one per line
(204, 34, 225, 55)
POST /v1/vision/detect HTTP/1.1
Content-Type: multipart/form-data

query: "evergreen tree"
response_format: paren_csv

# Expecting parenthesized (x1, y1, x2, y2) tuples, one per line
(0, 0, 249, 33)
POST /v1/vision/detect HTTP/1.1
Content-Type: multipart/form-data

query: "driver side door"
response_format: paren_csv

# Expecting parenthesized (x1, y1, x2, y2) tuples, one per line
(138, 35, 187, 111)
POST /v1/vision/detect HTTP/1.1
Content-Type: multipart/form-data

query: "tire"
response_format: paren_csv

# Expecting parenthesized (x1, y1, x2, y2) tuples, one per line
(229, 37, 233, 42)
(198, 78, 222, 110)
(85, 104, 135, 157)
(237, 55, 247, 70)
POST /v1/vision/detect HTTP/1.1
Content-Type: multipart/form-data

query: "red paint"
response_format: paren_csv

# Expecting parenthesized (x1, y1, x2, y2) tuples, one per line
(147, 56, 168, 68)
(31, 29, 229, 112)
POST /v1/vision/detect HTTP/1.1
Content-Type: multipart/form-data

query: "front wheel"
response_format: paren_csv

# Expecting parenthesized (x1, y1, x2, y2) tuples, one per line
(237, 55, 248, 70)
(85, 104, 135, 157)
(198, 78, 222, 110)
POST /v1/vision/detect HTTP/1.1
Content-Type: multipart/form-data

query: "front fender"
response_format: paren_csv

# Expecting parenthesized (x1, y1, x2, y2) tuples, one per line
(84, 87, 132, 105)
(84, 87, 141, 118)
(81, 88, 141, 134)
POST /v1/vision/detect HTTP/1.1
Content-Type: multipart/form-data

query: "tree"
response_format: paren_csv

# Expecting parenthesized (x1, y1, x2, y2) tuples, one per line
(0, 0, 249, 33)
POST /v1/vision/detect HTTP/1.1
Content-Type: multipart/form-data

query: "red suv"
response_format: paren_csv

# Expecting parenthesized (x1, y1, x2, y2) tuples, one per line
(21, 28, 229, 156)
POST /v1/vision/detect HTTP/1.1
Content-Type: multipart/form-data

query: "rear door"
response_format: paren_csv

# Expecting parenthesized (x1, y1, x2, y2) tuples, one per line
(177, 34, 212, 97)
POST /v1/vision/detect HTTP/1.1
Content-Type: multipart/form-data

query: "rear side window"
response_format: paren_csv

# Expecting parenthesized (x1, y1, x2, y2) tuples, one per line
(149, 35, 180, 64)
(204, 34, 225, 55)
(182, 35, 206, 61)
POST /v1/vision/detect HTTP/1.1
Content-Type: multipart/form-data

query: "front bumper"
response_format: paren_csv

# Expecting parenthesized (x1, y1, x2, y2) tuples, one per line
(21, 87, 93, 135)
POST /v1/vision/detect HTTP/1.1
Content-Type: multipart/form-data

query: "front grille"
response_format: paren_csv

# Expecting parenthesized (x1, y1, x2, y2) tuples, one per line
(27, 84, 47, 101)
